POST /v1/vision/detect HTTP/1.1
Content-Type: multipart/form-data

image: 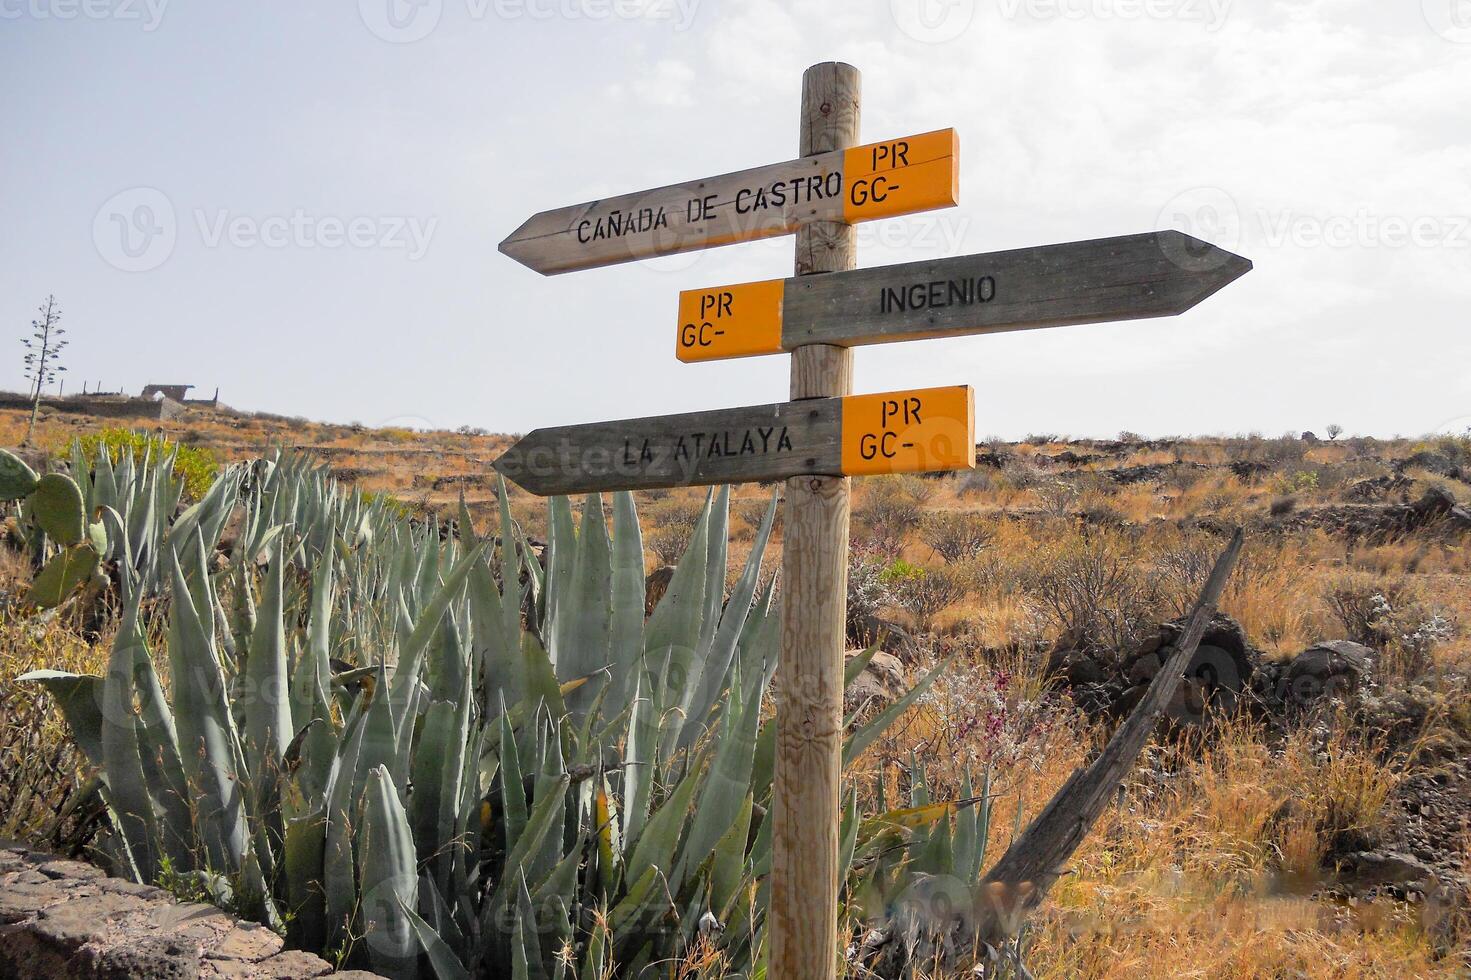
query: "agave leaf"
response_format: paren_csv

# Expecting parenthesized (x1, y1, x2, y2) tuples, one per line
(101, 601, 161, 881)
(643, 498, 709, 686)
(543, 496, 577, 641)
(514, 871, 545, 980)
(412, 701, 457, 865)
(496, 477, 524, 676)
(16, 670, 106, 767)
(676, 657, 764, 891)
(399, 896, 472, 980)
(860, 801, 951, 835)
(243, 536, 293, 775)
(644, 500, 710, 759)
(527, 715, 566, 885)
(550, 495, 612, 721)
(284, 809, 327, 951)
(608, 866, 662, 942)
(844, 644, 880, 686)
(323, 697, 368, 948)
(393, 541, 488, 706)
(683, 491, 777, 748)
(697, 487, 730, 657)
(498, 698, 528, 850)
(488, 772, 571, 915)
(710, 792, 754, 917)
(608, 492, 644, 705)
(626, 746, 704, 887)
(469, 559, 519, 709)
(435, 670, 475, 897)
(595, 779, 622, 896)
(166, 551, 249, 872)
(359, 766, 419, 980)
(953, 768, 980, 883)
(839, 790, 860, 889)
(621, 670, 656, 850)
(125, 620, 195, 872)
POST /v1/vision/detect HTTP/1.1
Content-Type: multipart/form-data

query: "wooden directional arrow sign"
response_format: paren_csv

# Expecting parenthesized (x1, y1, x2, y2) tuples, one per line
(675, 230, 1252, 361)
(492, 386, 974, 495)
(499, 129, 959, 275)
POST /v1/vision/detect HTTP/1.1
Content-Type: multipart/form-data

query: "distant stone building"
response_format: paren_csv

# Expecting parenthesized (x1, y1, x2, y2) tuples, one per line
(141, 384, 194, 402)
(140, 384, 222, 410)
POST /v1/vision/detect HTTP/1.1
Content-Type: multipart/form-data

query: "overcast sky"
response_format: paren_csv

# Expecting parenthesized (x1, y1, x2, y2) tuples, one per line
(2, 0, 1468, 439)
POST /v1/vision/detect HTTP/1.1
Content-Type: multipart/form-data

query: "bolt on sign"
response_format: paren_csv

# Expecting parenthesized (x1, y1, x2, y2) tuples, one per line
(498, 129, 959, 275)
(676, 231, 1253, 361)
(492, 386, 975, 496)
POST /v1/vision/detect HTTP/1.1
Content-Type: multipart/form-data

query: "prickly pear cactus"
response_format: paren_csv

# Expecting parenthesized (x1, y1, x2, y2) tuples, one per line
(0, 448, 39, 501)
(26, 544, 100, 609)
(32, 473, 86, 547)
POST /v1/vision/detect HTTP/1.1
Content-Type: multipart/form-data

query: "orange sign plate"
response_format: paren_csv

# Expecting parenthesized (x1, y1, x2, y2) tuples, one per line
(841, 385, 975, 477)
(676, 279, 787, 361)
(842, 129, 960, 224)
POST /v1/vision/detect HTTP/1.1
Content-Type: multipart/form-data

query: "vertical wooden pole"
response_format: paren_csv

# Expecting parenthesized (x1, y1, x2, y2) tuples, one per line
(772, 61, 860, 980)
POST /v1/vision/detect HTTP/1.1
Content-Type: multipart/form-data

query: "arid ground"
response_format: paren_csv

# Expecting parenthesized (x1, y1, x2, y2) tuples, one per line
(2, 401, 1468, 978)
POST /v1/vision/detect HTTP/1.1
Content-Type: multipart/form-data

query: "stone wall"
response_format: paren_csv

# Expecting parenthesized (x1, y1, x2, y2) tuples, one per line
(0, 847, 383, 980)
(0, 394, 175, 422)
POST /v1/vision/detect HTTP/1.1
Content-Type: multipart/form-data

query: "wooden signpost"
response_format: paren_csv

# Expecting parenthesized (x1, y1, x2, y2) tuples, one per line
(676, 230, 1253, 361)
(493, 386, 975, 495)
(499, 128, 958, 274)
(495, 60, 1251, 980)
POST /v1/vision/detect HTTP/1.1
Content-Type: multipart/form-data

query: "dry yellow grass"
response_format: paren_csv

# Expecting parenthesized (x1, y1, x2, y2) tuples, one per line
(2, 410, 1467, 977)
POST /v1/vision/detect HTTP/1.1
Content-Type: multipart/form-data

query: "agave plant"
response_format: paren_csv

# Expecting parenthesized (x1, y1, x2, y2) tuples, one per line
(23, 452, 995, 979)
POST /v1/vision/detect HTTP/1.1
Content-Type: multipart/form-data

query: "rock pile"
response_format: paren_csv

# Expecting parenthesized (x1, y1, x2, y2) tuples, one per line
(0, 847, 380, 980)
(1048, 615, 1392, 724)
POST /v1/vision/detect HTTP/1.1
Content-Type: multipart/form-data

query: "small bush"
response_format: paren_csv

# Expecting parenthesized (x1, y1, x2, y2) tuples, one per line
(1270, 470, 1320, 495)
(891, 564, 968, 634)
(1324, 573, 1455, 676)
(854, 480, 926, 557)
(847, 548, 897, 637)
(920, 511, 994, 562)
(647, 524, 690, 566)
(1031, 536, 1153, 655)
(77, 429, 218, 500)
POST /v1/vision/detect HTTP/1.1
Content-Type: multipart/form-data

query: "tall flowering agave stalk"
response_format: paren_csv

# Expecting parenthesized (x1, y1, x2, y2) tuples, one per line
(24, 453, 983, 979)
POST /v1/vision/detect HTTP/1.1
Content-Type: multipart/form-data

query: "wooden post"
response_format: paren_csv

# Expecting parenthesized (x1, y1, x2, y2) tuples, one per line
(772, 61, 859, 980)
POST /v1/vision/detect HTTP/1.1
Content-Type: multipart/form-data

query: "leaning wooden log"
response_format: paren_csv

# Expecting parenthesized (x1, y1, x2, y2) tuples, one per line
(976, 527, 1245, 943)
(859, 527, 1245, 975)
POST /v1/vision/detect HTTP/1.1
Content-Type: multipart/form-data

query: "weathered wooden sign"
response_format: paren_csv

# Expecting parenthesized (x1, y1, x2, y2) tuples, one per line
(498, 58, 1254, 980)
(492, 385, 974, 495)
(676, 231, 1252, 361)
(499, 129, 959, 275)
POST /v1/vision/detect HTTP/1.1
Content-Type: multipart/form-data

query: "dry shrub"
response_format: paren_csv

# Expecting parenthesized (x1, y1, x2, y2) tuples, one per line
(1218, 538, 1327, 657)
(893, 565, 970, 635)
(647, 524, 691, 566)
(847, 548, 897, 637)
(1150, 531, 1224, 619)
(1169, 716, 1402, 882)
(1324, 572, 1456, 679)
(855, 477, 928, 557)
(1028, 532, 1158, 655)
(0, 613, 111, 848)
(921, 510, 995, 563)
(1028, 715, 1442, 979)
